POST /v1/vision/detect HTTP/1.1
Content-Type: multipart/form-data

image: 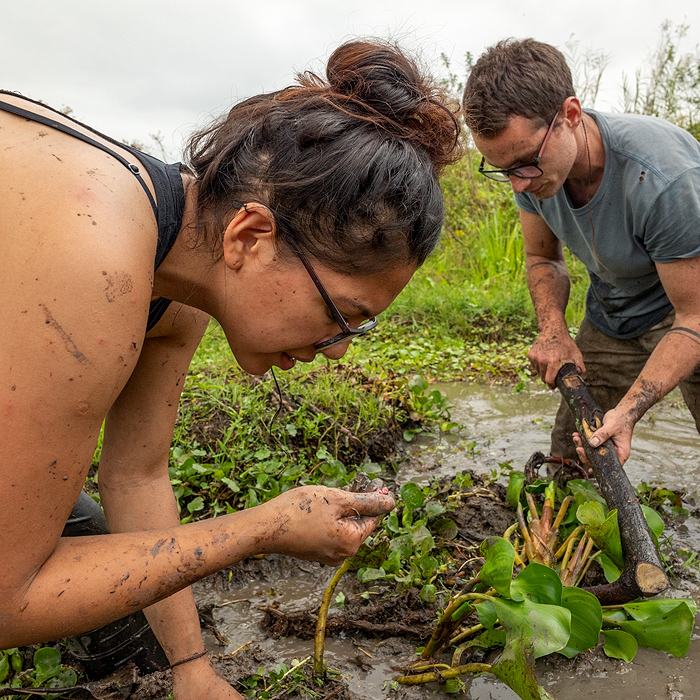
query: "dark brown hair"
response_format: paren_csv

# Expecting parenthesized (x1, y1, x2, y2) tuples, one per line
(462, 38, 575, 137)
(185, 40, 462, 273)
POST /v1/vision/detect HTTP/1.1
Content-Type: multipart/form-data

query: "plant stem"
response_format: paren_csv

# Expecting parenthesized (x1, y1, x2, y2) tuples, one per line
(314, 559, 351, 678)
(396, 663, 492, 685)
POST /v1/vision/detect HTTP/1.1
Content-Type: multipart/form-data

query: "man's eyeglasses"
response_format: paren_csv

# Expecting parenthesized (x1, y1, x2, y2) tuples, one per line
(231, 200, 378, 351)
(478, 111, 559, 182)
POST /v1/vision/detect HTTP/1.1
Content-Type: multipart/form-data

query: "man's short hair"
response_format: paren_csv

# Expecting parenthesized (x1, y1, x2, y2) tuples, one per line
(462, 38, 575, 137)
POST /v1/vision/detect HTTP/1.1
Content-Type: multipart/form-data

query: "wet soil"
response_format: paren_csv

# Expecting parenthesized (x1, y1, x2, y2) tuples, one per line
(129, 384, 700, 699)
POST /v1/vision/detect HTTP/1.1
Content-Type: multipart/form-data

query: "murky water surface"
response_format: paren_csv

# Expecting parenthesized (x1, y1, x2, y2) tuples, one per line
(201, 383, 699, 699)
(403, 383, 700, 501)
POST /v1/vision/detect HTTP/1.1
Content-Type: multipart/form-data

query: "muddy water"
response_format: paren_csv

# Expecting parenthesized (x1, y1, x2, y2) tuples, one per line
(198, 382, 699, 700)
(402, 383, 700, 500)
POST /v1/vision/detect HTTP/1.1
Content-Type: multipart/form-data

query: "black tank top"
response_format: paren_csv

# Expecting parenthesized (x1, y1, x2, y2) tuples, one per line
(0, 92, 185, 331)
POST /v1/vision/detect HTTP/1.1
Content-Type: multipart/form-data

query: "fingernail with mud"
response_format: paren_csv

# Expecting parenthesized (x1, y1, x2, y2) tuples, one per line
(589, 437, 600, 447)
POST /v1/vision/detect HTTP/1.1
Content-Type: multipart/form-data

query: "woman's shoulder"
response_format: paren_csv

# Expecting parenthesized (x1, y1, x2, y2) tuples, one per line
(0, 96, 162, 394)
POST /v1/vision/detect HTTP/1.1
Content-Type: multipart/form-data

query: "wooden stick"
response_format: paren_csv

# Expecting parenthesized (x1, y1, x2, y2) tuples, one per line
(555, 363, 668, 603)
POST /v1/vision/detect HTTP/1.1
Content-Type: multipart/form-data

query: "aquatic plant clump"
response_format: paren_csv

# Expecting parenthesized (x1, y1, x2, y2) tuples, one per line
(390, 470, 697, 700)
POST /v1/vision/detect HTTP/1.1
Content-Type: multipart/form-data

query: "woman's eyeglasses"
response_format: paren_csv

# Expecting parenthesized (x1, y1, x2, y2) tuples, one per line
(231, 200, 378, 350)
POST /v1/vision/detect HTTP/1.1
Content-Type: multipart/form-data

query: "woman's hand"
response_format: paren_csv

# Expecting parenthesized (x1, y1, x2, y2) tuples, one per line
(257, 485, 395, 566)
(172, 655, 244, 700)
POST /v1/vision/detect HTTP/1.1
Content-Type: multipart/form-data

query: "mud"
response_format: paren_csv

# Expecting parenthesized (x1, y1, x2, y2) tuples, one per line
(128, 383, 700, 699)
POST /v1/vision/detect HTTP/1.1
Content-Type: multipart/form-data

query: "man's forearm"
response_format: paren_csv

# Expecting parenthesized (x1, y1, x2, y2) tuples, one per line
(526, 257, 571, 334)
(617, 320, 700, 425)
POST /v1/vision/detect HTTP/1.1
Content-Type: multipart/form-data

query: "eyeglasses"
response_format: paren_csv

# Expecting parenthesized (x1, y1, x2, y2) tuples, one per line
(230, 200, 378, 351)
(291, 244, 378, 351)
(478, 111, 559, 182)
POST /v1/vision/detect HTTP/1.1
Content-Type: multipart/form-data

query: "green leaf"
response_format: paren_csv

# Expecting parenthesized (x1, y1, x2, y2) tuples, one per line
(558, 587, 602, 658)
(424, 500, 446, 518)
(418, 554, 438, 578)
(510, 563, 562, 605)
(640, 504, 665, 541)
(597, 552, 622, 582)
(433, 517, 458, 540)
(602, 629, 638, 661)
(33, 647, 61, 682)
(493, 597, 571, 659)
(577, 502, 623, 568)
(622, 598, 698, 620)
(491, 634, 541, 700)
(475, 600, 497, 628)
(359, 567, 388, 583)
(0, 654, 9, 684)
(52, 667, 78, 688)
(566, 479, 606, 508)
(507, 471, 527, 509)
(479, 537, 515, 597)
(10, 649, 23, 674)
(465, 628, 507, 650)
(419, 583, 437, 603)
(347, 537, 390, 569)
(187, 496, 205, 513)
(400, 482, 426, 510)
(604, 610, 628, 623)
(612, 601, 695, 657)
(385, 510, 400, 534)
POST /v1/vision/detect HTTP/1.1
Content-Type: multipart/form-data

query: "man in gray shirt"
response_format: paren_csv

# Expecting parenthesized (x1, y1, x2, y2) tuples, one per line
(462, 38, 700, 465)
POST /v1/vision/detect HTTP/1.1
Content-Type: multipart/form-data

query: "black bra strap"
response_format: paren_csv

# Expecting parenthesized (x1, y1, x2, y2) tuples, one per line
(0, 99, 158, 218)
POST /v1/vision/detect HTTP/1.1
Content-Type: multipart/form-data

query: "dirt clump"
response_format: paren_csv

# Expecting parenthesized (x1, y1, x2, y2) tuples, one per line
(261, 587, 438, 641)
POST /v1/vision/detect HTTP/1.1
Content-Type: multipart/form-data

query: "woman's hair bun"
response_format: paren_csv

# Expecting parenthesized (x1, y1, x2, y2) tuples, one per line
(292, 39, 462, 172)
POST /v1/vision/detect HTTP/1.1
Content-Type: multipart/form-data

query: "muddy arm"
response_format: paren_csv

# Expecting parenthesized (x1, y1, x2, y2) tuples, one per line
(555, 363, 668, 604)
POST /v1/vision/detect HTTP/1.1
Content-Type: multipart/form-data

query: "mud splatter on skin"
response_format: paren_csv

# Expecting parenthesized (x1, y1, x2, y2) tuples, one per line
(628, 378, 662, 423)
(109, 572, 131, 594)
(150, 538, 176, 558)
(40, 304, 89, 364)
(298, 498, 312, 514)
(102, 271, 134, 303)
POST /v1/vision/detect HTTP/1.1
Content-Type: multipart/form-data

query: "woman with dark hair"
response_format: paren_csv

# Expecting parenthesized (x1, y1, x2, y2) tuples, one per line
(0, 40, 460, 698)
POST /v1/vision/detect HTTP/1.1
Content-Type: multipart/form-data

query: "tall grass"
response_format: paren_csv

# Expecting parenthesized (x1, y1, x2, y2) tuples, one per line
(387, 153, 587, 337)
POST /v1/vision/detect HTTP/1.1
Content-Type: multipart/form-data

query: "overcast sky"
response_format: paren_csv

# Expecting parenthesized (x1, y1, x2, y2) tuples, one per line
(1, 0, 697, 160)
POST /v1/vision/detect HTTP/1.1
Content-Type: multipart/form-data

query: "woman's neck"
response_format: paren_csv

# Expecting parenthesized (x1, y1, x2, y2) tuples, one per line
(151, 177, 228, 317)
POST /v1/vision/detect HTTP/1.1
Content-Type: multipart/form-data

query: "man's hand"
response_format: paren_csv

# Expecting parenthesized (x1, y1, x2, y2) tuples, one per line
(528, 331, 585, 388)
(572, 405, 635, 466)
(257, 485, 395, 566)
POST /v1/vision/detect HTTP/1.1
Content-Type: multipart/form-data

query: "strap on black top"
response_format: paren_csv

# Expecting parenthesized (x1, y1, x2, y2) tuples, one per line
(0, 99, 158, 218)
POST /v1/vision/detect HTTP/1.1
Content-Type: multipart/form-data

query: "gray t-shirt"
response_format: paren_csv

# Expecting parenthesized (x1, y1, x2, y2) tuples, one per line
(515, 110, 700, 339)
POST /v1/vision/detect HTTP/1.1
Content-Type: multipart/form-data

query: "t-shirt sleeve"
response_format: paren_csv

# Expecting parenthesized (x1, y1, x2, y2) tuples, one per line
(513, 192, 540, 215)
(643, 167, 700, 262)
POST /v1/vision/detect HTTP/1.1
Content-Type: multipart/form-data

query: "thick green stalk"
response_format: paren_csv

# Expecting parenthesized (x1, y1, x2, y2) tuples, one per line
(314, 559, 351, 678)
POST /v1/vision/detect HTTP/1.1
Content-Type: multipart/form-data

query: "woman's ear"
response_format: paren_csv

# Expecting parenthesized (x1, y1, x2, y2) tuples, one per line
(222, 203, 276, 271)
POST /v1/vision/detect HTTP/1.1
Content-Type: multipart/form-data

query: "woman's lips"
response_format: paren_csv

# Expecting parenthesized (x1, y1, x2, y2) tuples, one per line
(279, 352, 297, 370)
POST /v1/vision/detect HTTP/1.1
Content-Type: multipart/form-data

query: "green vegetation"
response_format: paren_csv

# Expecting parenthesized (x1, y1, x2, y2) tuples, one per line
(3, 21, 700, 700)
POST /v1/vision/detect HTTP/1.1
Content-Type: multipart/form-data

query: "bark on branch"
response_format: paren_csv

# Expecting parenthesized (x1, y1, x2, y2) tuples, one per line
(555, 363, 669, 604)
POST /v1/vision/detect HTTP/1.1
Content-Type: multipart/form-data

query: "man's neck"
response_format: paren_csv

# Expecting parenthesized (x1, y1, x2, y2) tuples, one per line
(565, 113, 606, 208)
